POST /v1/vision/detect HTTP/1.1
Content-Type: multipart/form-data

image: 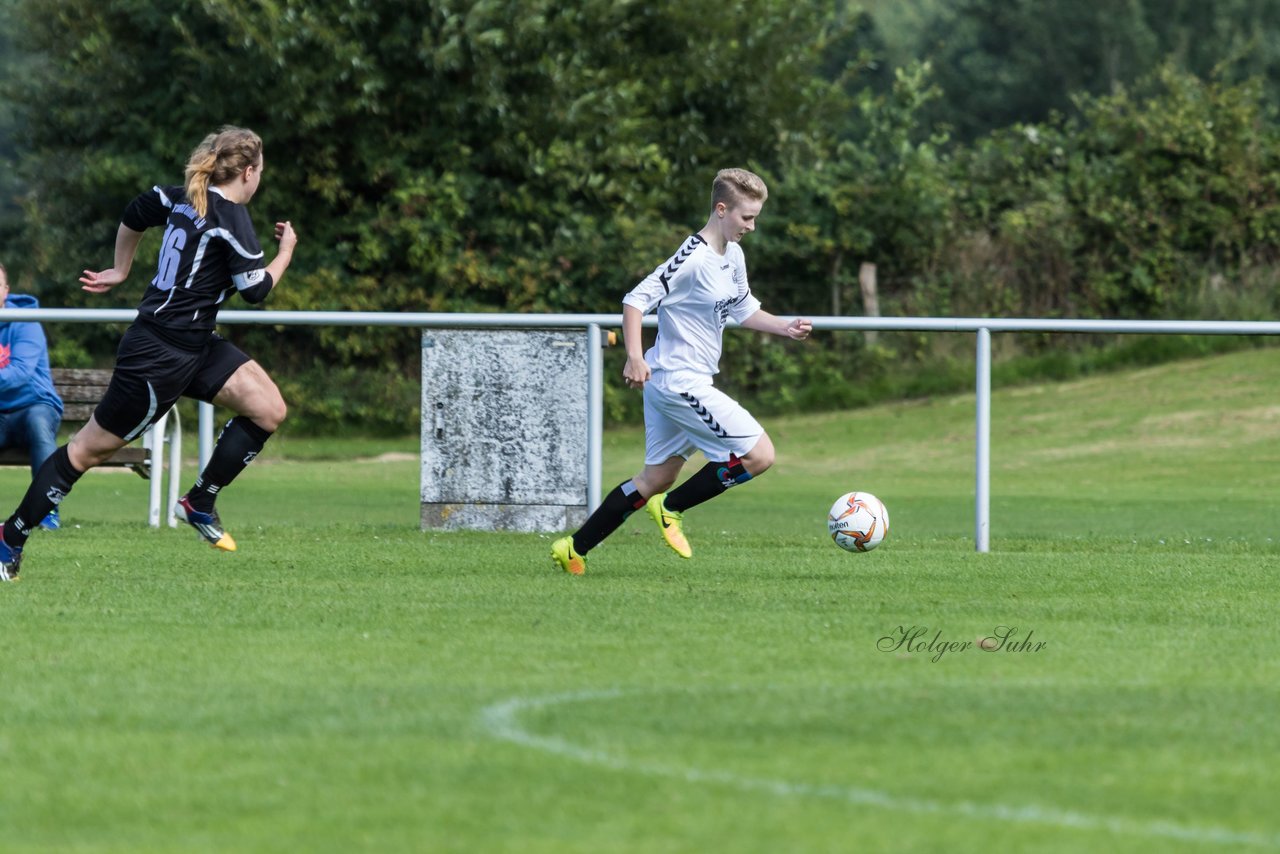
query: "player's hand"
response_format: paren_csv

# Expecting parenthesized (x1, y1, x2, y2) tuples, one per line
(787, 317, 813, 340)
(623, 356, 651, 390)
(79, 268, 127, 294)
(275, 221, 297, 254)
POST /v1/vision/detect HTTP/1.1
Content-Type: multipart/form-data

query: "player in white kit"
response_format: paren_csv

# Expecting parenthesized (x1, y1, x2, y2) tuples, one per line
(551, 168, 812, 575)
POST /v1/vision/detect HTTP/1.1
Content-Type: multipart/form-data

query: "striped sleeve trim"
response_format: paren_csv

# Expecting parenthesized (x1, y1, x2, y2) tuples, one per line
(658, 234, 704, 294)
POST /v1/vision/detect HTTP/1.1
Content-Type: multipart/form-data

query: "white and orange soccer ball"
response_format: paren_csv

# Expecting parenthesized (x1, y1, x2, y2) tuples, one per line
(827, 492, 889, 552)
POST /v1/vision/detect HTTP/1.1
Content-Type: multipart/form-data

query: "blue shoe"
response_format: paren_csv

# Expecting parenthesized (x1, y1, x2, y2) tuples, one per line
(0, 524, 23, 582)
(39, 508, 60, 531)
(175, 495, 237, 552)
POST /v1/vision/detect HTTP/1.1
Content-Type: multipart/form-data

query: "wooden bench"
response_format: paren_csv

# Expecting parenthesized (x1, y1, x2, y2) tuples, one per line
(0, 368, 182, 526)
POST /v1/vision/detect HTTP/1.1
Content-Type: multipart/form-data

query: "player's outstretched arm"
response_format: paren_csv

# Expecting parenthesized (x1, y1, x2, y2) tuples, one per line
(80, 224, 145, 294)
(741, 310, 812, 340)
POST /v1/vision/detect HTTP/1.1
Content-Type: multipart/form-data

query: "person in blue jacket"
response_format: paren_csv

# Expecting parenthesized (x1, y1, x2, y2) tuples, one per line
(0, 261, 63, 532)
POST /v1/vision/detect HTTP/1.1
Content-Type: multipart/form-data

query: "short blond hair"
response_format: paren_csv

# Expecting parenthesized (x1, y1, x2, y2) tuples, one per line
(711, 168, 768, 211)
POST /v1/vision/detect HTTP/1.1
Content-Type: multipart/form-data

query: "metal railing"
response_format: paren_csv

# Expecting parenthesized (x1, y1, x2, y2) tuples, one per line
(13, 307, 1280, 550)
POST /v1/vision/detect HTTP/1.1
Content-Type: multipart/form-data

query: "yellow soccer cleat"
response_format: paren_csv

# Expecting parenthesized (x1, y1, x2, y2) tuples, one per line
(175, 495, 238, 552)
(645, 493, 691, 558)
(550, 536, 587, 575)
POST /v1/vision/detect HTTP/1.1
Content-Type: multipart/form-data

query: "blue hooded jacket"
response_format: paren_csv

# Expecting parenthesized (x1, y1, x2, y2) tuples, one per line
(0, 293, 64, 416)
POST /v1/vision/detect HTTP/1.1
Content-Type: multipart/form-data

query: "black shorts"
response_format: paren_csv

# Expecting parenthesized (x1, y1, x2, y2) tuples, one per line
(94, 321, 251, 441)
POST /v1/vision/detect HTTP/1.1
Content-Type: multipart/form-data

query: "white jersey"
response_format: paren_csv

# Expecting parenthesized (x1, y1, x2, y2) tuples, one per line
(621, 234, 761, 379)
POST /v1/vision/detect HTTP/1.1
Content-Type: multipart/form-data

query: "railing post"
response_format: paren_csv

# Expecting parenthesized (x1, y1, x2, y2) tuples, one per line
(166, 409, 181, 528)
(587, 324, 603, 513)
(976, 328, 991, 553)
(198, 401, 215, 470)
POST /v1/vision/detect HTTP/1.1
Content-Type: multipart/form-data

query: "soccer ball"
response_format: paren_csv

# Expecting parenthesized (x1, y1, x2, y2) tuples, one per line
(827, 492, 889, 552)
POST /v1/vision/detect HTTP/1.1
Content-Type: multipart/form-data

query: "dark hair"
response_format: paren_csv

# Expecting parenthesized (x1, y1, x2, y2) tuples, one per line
(184, 126, 263, 217)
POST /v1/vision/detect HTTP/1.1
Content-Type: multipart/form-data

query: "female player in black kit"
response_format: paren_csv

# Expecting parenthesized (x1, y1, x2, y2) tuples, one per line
(1, 126, 296, 580)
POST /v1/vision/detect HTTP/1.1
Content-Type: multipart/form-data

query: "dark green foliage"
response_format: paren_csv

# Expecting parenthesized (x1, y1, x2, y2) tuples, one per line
(754, 60, 953, 316)
(919, 0, 1280, 141)
(949, 66, 1280, 321)
(919, 0, 1159, 141)
(0, 0, 850, 430)
(4, 2, 1280, 431)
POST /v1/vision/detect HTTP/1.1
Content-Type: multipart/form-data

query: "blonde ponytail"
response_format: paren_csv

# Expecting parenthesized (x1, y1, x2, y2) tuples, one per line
(184, 141, 218, 218)
(183, 126, 264, 218)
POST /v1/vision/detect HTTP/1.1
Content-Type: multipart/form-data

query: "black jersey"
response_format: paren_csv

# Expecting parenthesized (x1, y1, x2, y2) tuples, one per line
(122, 185, 274, 345)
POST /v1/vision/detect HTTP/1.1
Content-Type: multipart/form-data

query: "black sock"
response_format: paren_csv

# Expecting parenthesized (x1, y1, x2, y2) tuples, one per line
(664, 455, 753, 513)
(186, 416, 272, 513)
(572, 480, 648, 553)
(5, 445, 83, 549)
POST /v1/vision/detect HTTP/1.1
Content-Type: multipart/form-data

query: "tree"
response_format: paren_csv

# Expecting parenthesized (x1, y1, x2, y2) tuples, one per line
(757, 61, 952, 316)
(949, 66, 1280, 319)
(0, 0, 852, 430)
(0, 1, 26, 282)
(919, 0, 1157, 140)
(918, 0, 1280, 142)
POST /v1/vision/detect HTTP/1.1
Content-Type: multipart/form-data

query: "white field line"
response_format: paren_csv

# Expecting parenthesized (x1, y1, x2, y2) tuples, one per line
(479, 689, 1279, 849)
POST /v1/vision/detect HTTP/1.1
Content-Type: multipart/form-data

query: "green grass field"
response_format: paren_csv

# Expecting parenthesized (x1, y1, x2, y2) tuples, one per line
(3, 348, 1279, 853)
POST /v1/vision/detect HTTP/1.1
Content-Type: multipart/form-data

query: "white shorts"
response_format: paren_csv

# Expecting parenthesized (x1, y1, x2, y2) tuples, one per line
(642, 371, 764, 465)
